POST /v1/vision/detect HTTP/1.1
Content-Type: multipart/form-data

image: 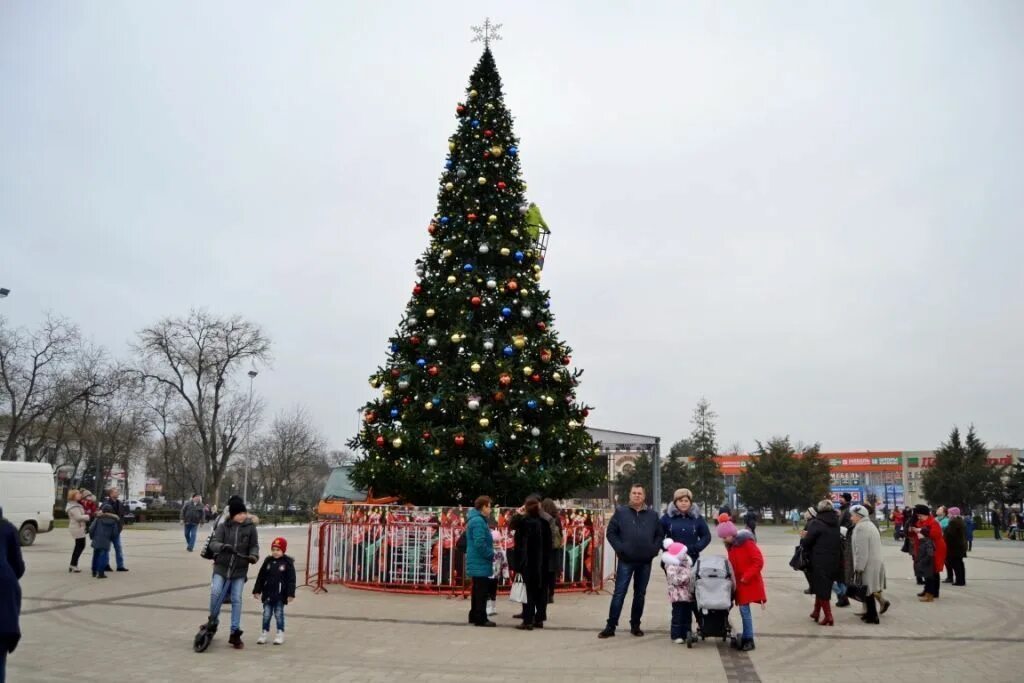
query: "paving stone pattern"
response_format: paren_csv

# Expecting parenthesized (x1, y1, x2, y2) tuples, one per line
(10, 523, 1023, 682)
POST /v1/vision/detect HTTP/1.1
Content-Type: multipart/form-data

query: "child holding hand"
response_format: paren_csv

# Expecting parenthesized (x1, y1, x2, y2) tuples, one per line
(253, 537, 296, 645)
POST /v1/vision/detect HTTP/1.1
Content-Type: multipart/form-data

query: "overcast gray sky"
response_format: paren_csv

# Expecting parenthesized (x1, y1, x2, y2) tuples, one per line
(3, 1, 1022, 454)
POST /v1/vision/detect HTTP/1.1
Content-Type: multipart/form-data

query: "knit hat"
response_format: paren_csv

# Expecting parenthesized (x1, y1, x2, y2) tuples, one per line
(806, 507, 817, 518)
(271, 537, 287, 553)
(948, 507, 961, 518)
(228, 498, 247, 517)
(716, 520, 738, 539)
(100, 503, 114, 513)
(661, 538, 688, 566)
(717, 512, 732, 524)
(849, 504, 870, 520)
(914, 504, 931, 516)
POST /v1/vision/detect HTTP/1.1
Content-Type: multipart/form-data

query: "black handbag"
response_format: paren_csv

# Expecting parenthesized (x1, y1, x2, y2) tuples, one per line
(789, 544, 809, 571)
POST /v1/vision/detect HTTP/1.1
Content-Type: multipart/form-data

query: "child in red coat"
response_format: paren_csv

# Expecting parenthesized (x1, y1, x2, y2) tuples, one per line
(717, 522, 766, 652)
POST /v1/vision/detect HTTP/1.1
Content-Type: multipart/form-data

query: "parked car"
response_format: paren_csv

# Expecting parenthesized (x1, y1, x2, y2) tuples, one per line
(128, 499, 147, 512)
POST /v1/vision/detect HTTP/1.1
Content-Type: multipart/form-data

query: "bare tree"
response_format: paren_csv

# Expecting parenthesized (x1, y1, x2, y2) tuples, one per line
(0, 315, 107, 460)
(252, 407, 328, 510)
(135, 310, 271, 505)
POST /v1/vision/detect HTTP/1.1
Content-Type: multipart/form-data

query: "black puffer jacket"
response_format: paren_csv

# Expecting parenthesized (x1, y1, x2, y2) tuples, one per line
(208, 517, 260, 579)
(253, 555, 296, 605)
(801, 508, 842, 599)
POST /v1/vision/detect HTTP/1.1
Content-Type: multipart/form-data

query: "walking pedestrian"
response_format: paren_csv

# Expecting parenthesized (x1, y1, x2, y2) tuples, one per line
(180, 494, 205, 552)
(1, 507, 25, 683)
(719, 522, 766, 651)
(911, 504, 946, 602)
(834, 493, 854, 608)
(788, 509, 801, 530)
(660, 540, 694, 645)
(511, 496, 551, 631)
(742, 509, 758, 539)
(206, 497, 260, 648)
(849, 504, 886, 624)
(801, 499, 842, 626)
(101, 488, 129, 572)
(253, 537, 296, 645)
(598, 484, 664, 638)
(464, 496, 496, 627)
(88, 504, 120, 579)
(943, 507, 967, 586)
(990, 507, 1002, 540)
(65, 490, 89, 573)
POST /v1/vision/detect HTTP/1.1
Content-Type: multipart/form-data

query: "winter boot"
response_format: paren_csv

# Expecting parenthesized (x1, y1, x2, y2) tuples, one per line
(257, 631, 268, 645)
(819, 600, 834, 626)
(835, 595, 850, 608)
(273, 632, 284, 645)
(228, 629, 244, 649)
(809, 598, 822, 621)
(740, 639, 756, 651)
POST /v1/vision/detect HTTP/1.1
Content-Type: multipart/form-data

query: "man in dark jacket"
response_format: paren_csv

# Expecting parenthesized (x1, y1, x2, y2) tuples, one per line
(1, 507, 25, 683)
(102, 488, 129, 572)
(599, 484, 664, 639)
(206, 498, 260, 648)
(943, 507, 968, 586)
(990, 507, 1002, 540)
(742, 509, 758, 539)
(180, 494, 205, 552)
(834, 493, 854, 607)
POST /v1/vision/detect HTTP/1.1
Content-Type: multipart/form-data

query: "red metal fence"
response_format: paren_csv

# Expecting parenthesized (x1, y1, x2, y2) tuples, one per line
(305, 504, 605, 595)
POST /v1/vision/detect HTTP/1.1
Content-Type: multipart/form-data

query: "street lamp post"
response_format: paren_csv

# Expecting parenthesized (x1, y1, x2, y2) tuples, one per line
(242, 369, 258, 505)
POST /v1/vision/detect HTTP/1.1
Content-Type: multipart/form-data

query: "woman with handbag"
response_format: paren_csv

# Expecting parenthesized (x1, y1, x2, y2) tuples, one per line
(510, 496, 551, 631)
(850, 505, 887, 624)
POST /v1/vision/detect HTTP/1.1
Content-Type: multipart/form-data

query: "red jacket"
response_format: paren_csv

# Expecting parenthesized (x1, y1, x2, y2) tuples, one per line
(912, 516, 946, 573)
(727, 532, 766, 606)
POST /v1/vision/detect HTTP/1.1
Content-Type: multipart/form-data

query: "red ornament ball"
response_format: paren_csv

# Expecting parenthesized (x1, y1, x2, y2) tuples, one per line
(506, 280, 518, 291)
(561, 356, 572, 366)
(410, 336, 421, 346)
(484, 130, 494, 137)
(390, 369, 401, 378)
(428, 224, 436, 235)
(456, 104, 466, 115)
(536, 322, 547, 331)
(470, 296, 482, 307)
(422, 431, 432, 440)
(413, 284, 423, 295)
(582, 408, 590, 417)
(467, 213, 478, 222)
(493, 391, 506, 402)
(427, 365, 440, 377)
(531, 373, 541, 383)
(497, 181, 507, 190)
(483, 151, 491, 159)
(499, 373, 512, 387)
(375, 435, 386, 448)
(401, 397, 410, 405)
(454, 434, 466, 447)
(364, 411, 377, 424)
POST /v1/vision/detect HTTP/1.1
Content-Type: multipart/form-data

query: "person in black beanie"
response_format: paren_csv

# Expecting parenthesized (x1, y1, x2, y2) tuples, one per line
(204, 497, 260, 648)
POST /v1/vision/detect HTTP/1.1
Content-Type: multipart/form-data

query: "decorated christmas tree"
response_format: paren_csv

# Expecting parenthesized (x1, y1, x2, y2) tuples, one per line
(349, 36, 601, 506)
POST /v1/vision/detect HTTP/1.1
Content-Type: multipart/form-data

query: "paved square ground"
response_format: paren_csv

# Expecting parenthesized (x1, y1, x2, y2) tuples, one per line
(9, 522, 1023, 682)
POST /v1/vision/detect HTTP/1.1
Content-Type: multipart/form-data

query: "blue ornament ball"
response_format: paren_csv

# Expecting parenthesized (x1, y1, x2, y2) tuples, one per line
(390, 342, 400, 352)
(514, 251, 525, 262)
(432, 396, 441, 406)
(526, 399, 538, 410)
(503, 345, 514, 357)
(471, 119, 480, 128)
(389, 407, 399, 418)
(463, 263, 474, 273)
(501, 307, 513, 317)
(445, 160, 453, 169)
(484, 438, 495, 450)
(416, 358, 427, 368)
(507, 146, 518, 156)
(440, 216, 450, 224)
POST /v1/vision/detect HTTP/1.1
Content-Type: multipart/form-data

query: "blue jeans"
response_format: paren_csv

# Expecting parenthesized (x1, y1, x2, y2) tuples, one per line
(670, 600, 694, 639)
(111, 534, 125, 569)
(606, 560, 652, 631)
(262, 602, 286, 632)
(833, 581, 847, 598)
(184, 523, 198, 550)
(739, 604, 754, 640)
(91, 548, 109, 574)
(209, 574, 246, 632)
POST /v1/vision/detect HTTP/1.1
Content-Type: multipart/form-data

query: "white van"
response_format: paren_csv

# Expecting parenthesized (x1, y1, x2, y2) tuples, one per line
(0, 461, 56, 545)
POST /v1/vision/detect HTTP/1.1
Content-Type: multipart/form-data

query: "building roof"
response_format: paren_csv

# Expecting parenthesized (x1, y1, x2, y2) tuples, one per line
(585, 427, 660, 447)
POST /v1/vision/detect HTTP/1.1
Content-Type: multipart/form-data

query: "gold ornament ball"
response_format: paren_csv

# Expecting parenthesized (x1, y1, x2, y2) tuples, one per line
(470, 362, 481, 373)
(523, 366, 533, 375)
(392, 437, 403, 448)
(469, 89, 478, 98)
(478, 176, 487, 185)
(479, 417, 490, 428)
(500, 247, 511, 256)
(510, 228, 519, 237)
(424, 402, 433, 410)
(450, 333, 461, 343)
(382, 388, 393, 399)
(488, 215, 497, 223)
(369, 376, 381, 388)
(445, 182, 454, 191)
(545, 396, 555, 406)
(442, 249, 453, 258)
(513, 335, 526, 349)
(447, 275, 457, 284)
(426, 308, 436, 317)
(433, 448, 441, 456)
(552, 372, 562, 382)
(490, 145, 502, 157)
(448, 141, 456, 151)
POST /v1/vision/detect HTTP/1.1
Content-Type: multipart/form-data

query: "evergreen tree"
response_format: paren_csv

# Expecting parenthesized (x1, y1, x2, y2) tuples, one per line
(689, 399, 725, 511)
(348, 48, 599, 505)
(923, 425, 1001, 510)
(613, 450, 654, 506)
(736, 437, 828, 520)
(662, 438, 694, 502)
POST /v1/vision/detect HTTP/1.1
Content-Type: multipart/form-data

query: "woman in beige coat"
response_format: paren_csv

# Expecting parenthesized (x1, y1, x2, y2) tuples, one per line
(65, 490, 89, 573)
(850, 504, 886, 624)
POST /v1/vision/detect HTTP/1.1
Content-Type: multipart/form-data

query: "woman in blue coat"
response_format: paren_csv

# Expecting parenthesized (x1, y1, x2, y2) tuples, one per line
(1, 507, 26, 683)
(660, 489, 711, 562)
(465, 496, 495, 627)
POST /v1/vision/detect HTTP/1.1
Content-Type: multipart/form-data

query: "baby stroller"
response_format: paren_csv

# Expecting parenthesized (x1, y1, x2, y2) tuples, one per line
(688, 554, 734, 648)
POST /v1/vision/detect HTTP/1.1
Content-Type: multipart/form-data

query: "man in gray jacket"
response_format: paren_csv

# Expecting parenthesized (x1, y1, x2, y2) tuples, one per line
(180, 494, 205, 552)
